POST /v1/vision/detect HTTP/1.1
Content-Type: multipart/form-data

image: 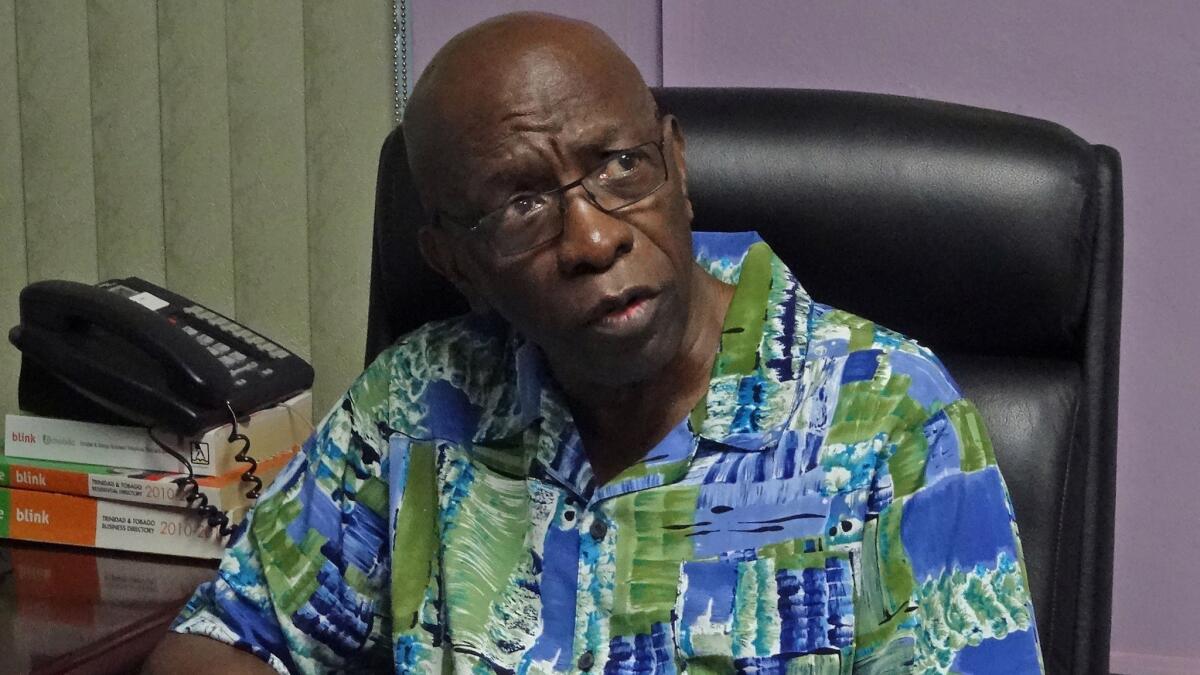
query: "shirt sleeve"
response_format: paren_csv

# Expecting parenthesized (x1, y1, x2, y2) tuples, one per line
(170, 354, 399, 674)
(853, 350, 1045, 674)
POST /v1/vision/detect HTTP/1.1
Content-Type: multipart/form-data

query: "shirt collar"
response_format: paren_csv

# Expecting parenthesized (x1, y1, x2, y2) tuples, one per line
(689, 231, 812, 450)
(468, 231, 813, 501)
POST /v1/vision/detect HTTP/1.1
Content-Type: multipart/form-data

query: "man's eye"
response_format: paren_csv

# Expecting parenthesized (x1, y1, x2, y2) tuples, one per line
(504, 194, 546, 219)
(604, 150, 647, 179)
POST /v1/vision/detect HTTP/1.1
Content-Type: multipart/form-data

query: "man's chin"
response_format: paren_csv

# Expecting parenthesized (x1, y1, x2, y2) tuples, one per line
(566, 330, 681, 388)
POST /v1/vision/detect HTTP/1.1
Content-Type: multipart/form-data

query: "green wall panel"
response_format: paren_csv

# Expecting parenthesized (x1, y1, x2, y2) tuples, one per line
(88, 0, 165, 283)
(0, 0, 26, 417)
(15, 0, 98, 283)
(158, 0, 235, 316)
(303, 0, 394, 412)
(226, 0, 311, 362)
(2, 0, 393, 429)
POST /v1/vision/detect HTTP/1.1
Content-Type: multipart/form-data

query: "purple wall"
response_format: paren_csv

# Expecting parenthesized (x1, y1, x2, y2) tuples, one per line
(415, 1, 1200, 670)
(411, 1, 661, 87)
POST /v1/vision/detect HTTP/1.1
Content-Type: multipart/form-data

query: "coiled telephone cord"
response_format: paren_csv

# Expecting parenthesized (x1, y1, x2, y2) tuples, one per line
(148, 402, 263, 538)
(227, 401, 263, 499)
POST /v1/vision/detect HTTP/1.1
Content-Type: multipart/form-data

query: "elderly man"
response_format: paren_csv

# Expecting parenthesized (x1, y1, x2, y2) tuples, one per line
(148, 12, 1042, 674)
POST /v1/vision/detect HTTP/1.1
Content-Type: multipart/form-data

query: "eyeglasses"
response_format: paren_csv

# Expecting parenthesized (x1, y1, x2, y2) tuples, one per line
(437, 139, 669, 257)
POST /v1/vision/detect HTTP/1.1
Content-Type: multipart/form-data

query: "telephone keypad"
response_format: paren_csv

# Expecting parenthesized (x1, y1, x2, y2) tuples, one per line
(180, 304, 290, 370)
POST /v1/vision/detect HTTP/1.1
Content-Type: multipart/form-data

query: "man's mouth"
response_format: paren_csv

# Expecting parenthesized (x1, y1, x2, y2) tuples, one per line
(586, 286, 659, 330)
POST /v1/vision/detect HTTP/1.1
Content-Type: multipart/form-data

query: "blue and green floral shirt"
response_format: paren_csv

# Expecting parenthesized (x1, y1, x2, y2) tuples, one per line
(173, 232, 1043, 674)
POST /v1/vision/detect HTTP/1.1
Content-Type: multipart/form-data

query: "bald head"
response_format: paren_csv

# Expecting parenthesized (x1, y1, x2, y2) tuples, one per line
(403, 12, 658, 213)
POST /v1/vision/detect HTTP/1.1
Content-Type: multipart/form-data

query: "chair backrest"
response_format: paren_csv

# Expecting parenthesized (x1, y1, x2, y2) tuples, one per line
(365, 87, 1122, 674)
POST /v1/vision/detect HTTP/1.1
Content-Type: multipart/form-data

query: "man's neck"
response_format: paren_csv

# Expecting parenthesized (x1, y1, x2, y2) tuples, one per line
(556, 266, 735, 484)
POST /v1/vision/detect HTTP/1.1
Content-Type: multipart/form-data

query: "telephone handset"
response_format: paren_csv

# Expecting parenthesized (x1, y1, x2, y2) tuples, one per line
(8, 277, 314, 436)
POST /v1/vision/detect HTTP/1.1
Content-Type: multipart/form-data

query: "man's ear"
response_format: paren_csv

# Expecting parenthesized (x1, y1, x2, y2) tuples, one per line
(417, 225, 493, 313)
(664, 114, 692, 222)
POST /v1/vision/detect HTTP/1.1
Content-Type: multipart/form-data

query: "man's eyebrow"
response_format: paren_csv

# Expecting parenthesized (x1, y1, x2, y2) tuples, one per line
(555, 126, 643, 166)
(588, 124, 636, 152)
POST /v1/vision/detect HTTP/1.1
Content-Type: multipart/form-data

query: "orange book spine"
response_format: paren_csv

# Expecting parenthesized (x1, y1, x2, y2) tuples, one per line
(0, 487, 226, 559)
(2, 488, 96, 548)
(0, 462, 90, 497)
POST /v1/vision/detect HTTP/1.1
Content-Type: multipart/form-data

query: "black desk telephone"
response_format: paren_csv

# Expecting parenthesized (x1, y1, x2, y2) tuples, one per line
(8, 277, 315, 534)
(8, 277, 314, 435)
(9, 277, 315, 533)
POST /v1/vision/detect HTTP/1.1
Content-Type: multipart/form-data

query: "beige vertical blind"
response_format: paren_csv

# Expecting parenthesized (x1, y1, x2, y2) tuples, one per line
(0, 0, 395, 424)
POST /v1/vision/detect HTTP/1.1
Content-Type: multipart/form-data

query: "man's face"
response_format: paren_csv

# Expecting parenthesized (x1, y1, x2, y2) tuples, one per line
(424, 49, 696, 386)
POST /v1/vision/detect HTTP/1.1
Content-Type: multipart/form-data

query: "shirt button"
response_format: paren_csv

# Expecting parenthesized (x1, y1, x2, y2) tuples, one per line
(589, 519, 608, 540)
(577, 650, 595, 671)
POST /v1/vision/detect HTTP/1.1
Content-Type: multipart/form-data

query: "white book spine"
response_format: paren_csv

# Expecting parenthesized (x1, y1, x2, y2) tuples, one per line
(91, 499, 228, 559)
(83, 473, 228, 508)
(5, 391, 312, 476)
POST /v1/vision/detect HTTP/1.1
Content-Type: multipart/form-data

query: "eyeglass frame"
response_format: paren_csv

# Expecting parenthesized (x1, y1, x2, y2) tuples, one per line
(433, 133, 671, 257)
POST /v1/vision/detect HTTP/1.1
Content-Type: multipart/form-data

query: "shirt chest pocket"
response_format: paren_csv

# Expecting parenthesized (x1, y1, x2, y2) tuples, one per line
(674, 549, 856, 674)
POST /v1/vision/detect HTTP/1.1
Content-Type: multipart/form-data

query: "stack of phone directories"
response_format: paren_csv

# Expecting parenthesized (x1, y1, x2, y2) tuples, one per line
(0, 391, 311, 560)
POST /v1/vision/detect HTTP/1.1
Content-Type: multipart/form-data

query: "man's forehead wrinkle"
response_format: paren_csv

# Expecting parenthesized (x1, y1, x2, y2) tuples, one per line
(460, 118, 557, 170)
(496, 111, 563, 140)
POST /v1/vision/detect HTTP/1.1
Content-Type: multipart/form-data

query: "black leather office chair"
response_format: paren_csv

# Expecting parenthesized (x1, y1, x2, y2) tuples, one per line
(365, 88, 1122, 675)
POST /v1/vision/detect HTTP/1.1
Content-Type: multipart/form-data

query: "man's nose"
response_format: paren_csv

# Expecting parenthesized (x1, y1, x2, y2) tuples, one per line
(555, 188, 634, 276)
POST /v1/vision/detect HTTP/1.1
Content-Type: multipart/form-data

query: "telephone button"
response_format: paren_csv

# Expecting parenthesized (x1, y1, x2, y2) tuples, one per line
(231, 361, 259, 377)
(227, 351, 247, 365)
(259, 368, 274, 378)
(195, 334, 214, 347)
(182, 325, 198, 336)
(233, 378, 248, 388)
(183, 305, 200, 316)
(207, 343, 230, 357)
(219, 354, 239, 368)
